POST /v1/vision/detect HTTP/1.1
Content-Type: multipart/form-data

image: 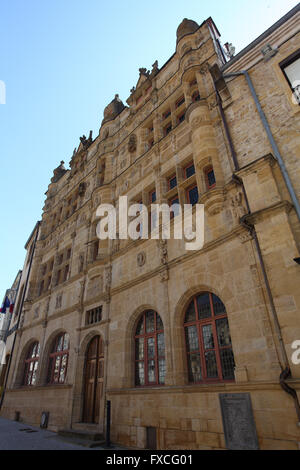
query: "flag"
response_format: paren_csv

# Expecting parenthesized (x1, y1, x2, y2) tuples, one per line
(0, 296, 10, 313)
(9, 303, 14, 313)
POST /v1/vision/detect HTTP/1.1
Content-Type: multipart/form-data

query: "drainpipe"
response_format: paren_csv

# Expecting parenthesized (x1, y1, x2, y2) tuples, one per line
(223, 70, 300, 222)
(212, 81, 300, 423)
(0, 222, 40, 410)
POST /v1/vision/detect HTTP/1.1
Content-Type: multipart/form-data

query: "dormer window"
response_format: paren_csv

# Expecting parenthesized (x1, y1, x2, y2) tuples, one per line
(175, 96, 185, 108)
(184, 163, 195, 179)
(162, 109, 171, 120)
(280, 50, 300, 104)
(204, 166, 216, 190)
(177, 112, 185, 124)
(168, 174, 177, 190)
(164, 123, 172, 136)
(192, 91, 200, 102)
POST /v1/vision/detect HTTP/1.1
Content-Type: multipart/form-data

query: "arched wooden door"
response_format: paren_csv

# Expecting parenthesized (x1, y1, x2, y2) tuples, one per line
(83, 336, 104, 423)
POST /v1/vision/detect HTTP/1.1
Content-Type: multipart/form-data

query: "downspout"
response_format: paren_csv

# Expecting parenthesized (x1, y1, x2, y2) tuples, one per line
(223, 70, 300, 222)
(213, 82, 300, 423)
(0, 221, 40, 410)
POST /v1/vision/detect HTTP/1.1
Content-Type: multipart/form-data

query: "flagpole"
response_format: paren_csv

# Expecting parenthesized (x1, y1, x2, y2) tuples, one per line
(0, 221, 40, 410)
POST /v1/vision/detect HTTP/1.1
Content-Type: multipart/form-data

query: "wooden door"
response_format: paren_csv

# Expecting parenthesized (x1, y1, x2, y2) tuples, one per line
(83, 336, 104, 423)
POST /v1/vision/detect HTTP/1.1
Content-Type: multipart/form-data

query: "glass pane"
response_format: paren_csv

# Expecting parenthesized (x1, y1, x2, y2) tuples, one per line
(185, 326, 199, 352)
(25, 367, 31, 385)
(31, 362, 38, 385)
(157, 333, 165, 357)
(158, 358, 166, 384)
(57, 335, 64, 352)
(31, 343, 37, 358)
(59, 354, 67, 383)
(156, 314, 163, 331)
(207, 170, 216, 187)
(136, 316, 144, 336)
(220, 348, 235, 380)
(145, 311, 155, 333)
(188, 186, 199, 206)
(212, 294, 226, 316)
(196, 293, 211, 320)
(135, 338, 144, 360)
(147, 337, 155, 359)
(216, 318, 232, 347)
(147, 360, 155, 383)
(53, 356, 60, 382)
(187, 353, 202, 382)
(205, 351, 218, 378)
(186, 164, 195, 179)
(63, 334, 69, 351)
(169, 176, 177, 189)
(185, 300, 196, 323)
(135, 362, 144, 386)
(29, 361, 34, 371)
(202, 324, 214, 349)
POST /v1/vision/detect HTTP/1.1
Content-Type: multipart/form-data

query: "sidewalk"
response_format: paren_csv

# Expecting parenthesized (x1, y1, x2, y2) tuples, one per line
(0, 417, 119, 450)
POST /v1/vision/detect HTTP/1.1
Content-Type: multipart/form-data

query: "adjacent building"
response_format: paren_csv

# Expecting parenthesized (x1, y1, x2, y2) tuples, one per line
(1, 5, 300, 450)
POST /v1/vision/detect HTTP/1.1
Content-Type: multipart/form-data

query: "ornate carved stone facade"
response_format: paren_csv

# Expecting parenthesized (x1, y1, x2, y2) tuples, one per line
(2, 9, 300, 450)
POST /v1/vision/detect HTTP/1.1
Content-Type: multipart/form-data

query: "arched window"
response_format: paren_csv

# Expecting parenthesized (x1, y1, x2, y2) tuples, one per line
(135, 310, 165, 386)
(47, 332, 69, 384)
(23, 342, 40, 386)
(184, 292, 235, 383)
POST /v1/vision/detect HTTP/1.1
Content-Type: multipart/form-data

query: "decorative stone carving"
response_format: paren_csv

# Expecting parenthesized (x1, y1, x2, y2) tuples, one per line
(80, 130, 93, 150)
(55, 293, 62, 309)
(128, 134, 137, 153)
(137, 252, 146, 267)
(78, 182, 86, 197)
(104, 265, 112, 293)
(78, 253, 85, 273)
(51, 161, 67, 184)
(199, 63, 210, 75)
(87, 275, 103, 299)
(159, 268, 169, 282)
(157, 239, 168, 265)
(231, 192, 247, 220)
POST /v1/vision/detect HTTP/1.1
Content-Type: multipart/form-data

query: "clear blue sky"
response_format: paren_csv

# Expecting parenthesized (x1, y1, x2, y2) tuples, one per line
(0, 0, 298, 299)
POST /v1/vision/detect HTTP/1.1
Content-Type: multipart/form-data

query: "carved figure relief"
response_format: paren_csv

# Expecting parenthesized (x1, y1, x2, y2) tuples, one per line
(128, 134, 137, 153)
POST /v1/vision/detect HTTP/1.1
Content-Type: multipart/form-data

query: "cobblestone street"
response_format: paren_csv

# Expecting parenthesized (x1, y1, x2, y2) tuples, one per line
(0, 417, 106, 450)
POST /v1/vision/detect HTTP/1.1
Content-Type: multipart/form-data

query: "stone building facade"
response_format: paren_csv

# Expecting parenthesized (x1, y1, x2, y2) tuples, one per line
(1, 5, 300, 450)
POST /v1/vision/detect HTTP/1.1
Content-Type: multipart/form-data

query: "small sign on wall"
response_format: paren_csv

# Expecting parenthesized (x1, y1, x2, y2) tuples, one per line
(219, 393, 259, 450)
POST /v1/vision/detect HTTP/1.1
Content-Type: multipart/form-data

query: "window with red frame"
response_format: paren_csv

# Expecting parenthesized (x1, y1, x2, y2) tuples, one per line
(168, 174, 177, 190)
(169, 195, 180, 219)
(164, 123, 172, 136)
(23, 342, 40, 386)
(204, 166, 216, 190)
(149, 190, 156, 204)
(177, 112, 185, 124)
(186, 185, 199, 206)
(47, 332, 69, 384)
(192, 91, 200, 102)
(184, 292, 235, 383)
(184, 163, 195, 179)
(162, 109, 171, 120)
(176, 96, 185, 108)
(135, 310, 165, 386)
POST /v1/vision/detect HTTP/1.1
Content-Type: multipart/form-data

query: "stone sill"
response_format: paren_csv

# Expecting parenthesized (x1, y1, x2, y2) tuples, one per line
(107, 379, 297, 395)
(6, 384, 73, 393)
